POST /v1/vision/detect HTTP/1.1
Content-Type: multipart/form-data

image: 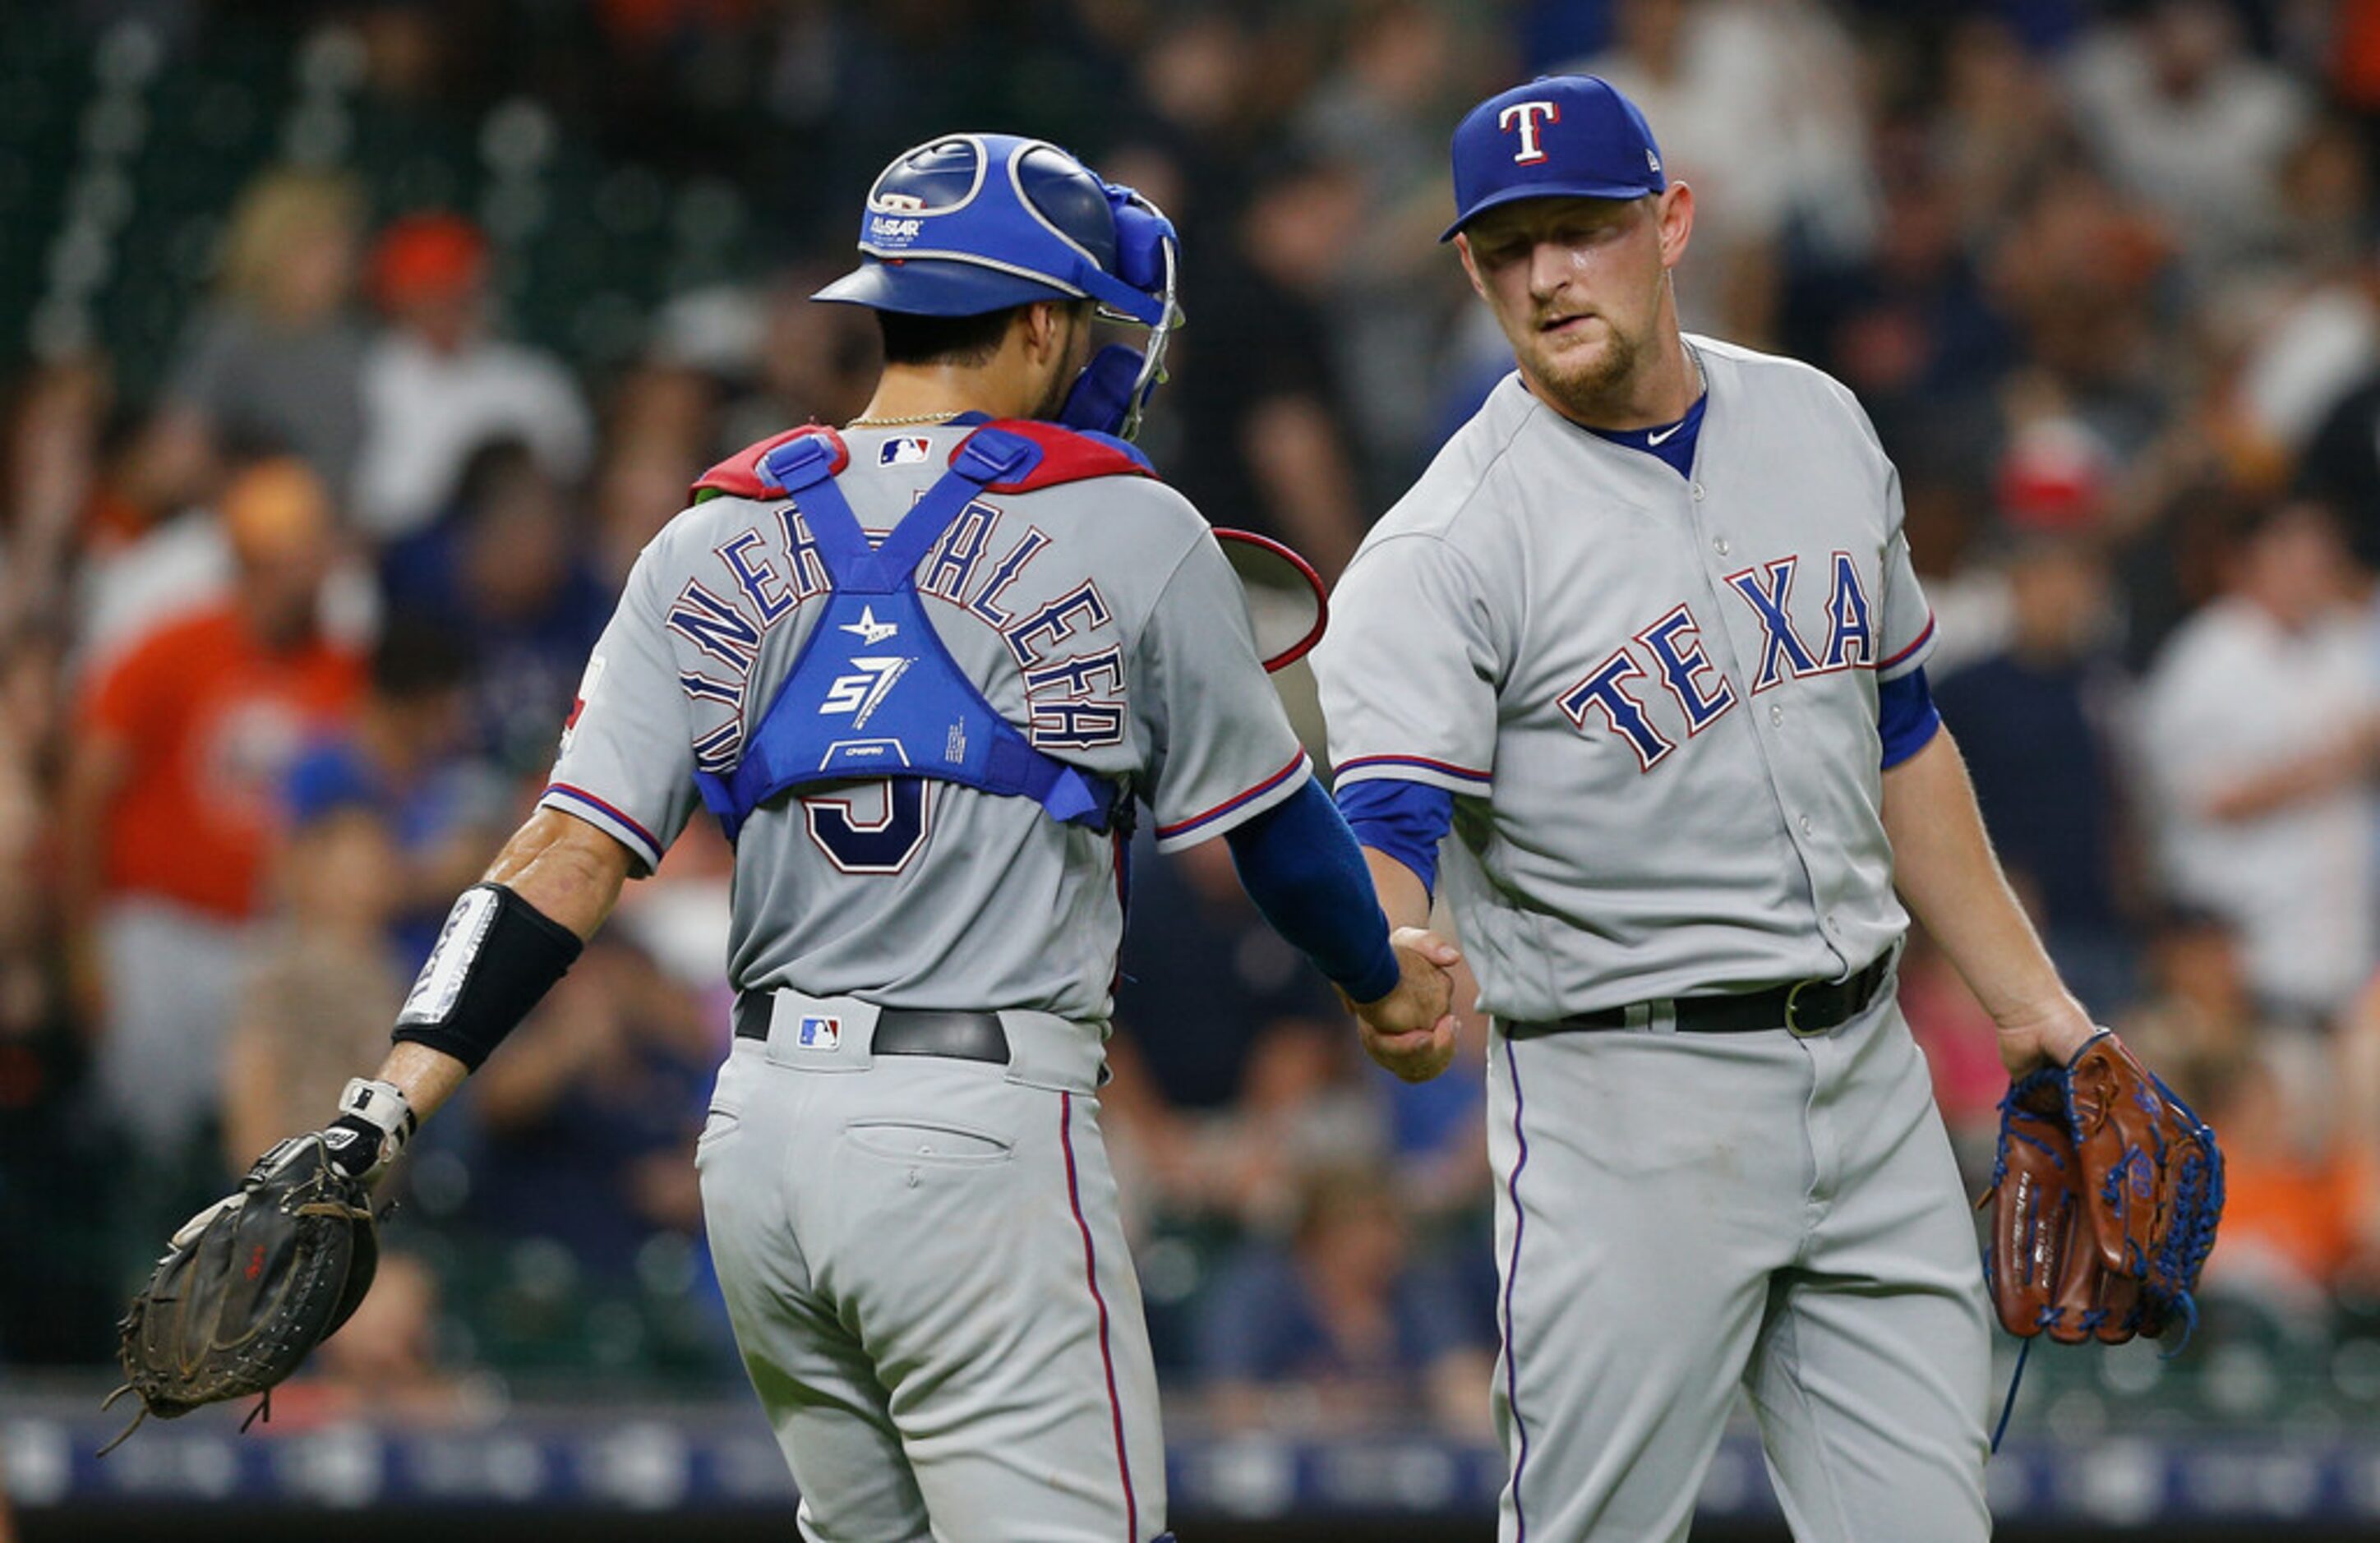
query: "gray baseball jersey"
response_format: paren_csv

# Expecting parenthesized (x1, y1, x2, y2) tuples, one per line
(1317, 337, 1990, 1541)
(1317, 337, 1935, 1022)
(542, 424, 1310, 1019)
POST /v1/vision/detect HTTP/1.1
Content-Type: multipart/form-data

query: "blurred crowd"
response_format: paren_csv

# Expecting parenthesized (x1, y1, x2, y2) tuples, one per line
(11, 0, 2380, 1438)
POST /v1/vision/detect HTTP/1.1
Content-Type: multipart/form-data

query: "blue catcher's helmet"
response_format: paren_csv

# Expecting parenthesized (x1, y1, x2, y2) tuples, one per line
(815, 134, 1181, 439)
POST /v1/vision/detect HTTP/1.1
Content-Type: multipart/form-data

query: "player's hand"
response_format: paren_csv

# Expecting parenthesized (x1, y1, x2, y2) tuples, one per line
(1991, 999, 2098, 1076)
(1349, 926, 1463, 1083)
(312, 1077, 418, 1184)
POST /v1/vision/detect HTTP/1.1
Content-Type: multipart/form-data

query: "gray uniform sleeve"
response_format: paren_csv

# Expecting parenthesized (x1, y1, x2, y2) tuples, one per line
(538, 545, 700, 875)
(1875, 464, 1936, 682)
(1138, 533, 1312, 851)
(1312, 532, 1501, 797)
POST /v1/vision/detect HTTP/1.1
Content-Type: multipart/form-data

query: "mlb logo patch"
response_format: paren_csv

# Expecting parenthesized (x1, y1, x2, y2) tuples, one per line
(879, 435, 930, 467)
(796, 1016, 842, 1049)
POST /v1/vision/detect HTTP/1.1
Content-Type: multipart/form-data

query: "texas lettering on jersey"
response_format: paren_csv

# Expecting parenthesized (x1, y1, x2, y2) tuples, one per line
(657, 499, 1124, 776)
(1559, 549, 1877, 772)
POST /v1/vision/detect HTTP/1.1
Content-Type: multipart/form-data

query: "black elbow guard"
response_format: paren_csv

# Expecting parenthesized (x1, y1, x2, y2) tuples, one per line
(392, 883, 585, 1070)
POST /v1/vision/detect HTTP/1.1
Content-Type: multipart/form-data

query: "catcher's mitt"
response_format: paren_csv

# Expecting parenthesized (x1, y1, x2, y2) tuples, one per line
(101, 1134, 379, 1453)
(1981, 1029, 2225, 1346)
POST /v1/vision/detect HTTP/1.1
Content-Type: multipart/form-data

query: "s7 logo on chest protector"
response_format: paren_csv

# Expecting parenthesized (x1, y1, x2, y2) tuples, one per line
(822, 656, 912, 727)
(1557, 551, 1879, 772)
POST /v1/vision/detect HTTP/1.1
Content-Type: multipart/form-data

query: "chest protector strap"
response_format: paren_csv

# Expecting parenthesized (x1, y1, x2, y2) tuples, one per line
(691, 425, 1128, 844)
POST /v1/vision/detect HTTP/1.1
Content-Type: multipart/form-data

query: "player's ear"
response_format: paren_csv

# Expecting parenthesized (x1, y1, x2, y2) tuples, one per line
(1655, 182, 1694, 270)
(1020, 300, 1085, 366)
(1452, 233, 1489, 301)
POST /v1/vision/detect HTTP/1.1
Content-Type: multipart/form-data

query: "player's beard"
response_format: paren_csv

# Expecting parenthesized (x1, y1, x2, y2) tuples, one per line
(1526, 313, 1642, 421)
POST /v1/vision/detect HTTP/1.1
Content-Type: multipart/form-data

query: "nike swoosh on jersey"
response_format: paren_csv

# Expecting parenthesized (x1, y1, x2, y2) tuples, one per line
(1648, 423, 1684, 445)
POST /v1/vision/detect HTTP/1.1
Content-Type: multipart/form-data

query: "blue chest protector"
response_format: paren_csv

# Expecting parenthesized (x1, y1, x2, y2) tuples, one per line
(691, 426, 1128, 844)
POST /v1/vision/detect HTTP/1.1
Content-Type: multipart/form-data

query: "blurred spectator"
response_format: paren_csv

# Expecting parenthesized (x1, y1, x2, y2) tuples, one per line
(62, 458, 363, 1166)
(1294, 0, 1476, 485)
(281, 615, 509, 969)
(352, 214, 595, 542)
(2061, 0, 2311, 280)
(1, 360, 109, 636)
(2298, 327, 2380, 569)
(1377, 950, 1492, 1225)
(464, 933, 718, 1278)
(1164, 154, 1370, 581)
(1114, 834, 1347, 1113)
(2119, 906, 2261, 1075)
(593, 363, 722, 585)
(1193, 1020, 1388, 1237)
(1567, 0, 1877, 343)
(1787, 143, 2013, 458)
(279, 1252, 487, 1429)
(2191, 1035, 2380, 1329)
(1114, 836, 1388, 1232)
(0, 628, 115, 1362)
(656, 266, 880, 459)
(1196, 1163, 1494, 1436)
(381, 440, 611, 776)
(219, 798, 408, 1174)
(1897, 927, 2011, 1172)
(2138, 500, 2380, 1025)
(2229, 122, 2379, 460)
(1932, 524, 2135, 1011)
(141, 169, 370, 511)
(1930, 16, 2071, 250)
(1984, 168, 2174, 465)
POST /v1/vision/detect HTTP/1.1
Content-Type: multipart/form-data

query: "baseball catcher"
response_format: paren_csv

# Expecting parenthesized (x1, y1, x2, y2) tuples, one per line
(102, 1076, 413, 1451)
(1982, 1029, 2225, 1349)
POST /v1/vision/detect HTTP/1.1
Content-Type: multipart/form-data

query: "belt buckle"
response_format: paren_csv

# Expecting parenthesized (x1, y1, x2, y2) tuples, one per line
(1783, 979, 1824, 1037)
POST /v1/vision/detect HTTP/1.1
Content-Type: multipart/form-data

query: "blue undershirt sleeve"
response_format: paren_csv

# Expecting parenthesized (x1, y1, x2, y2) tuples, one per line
(1878, 666, 1943, 769)
(1225, 777, 1402, 1003)
(1333, 778, 1455, 899)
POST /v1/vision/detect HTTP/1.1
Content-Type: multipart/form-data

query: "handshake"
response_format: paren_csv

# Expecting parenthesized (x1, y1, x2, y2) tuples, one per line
(1340, 925, 1465, 1083)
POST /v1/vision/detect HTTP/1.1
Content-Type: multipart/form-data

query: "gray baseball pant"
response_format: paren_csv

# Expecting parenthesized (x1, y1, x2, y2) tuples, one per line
(1488, 979, 1993, 1541)
(699, 994, 1167, 1542)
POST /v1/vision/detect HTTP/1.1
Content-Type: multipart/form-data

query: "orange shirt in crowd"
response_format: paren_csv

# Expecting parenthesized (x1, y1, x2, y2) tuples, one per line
(2216, 1149, 2379, 1290)
(80, 607, 362, 918)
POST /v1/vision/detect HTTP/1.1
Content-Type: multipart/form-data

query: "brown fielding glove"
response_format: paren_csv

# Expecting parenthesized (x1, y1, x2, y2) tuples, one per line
(1982, 1029, 2225, 1346)
(100, 1134, 380, 1453)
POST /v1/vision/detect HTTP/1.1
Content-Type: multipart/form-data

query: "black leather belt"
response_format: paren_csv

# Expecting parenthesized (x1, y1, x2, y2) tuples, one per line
(734, 993, 1009, 1064)
(1510, 954, 1893, 1039)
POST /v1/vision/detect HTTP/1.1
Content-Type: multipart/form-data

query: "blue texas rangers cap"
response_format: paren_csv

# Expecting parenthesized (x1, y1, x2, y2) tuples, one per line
(1442, 75, 1667, 242)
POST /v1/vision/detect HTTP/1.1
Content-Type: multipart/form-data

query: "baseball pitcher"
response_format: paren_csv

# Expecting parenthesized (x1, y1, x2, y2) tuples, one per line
(1315, 76, 2212, 1541)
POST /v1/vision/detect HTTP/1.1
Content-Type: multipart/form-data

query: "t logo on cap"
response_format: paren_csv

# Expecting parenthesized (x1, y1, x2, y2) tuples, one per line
(1442, 75, 1668, 242)
(1497, 100, 1561, 164)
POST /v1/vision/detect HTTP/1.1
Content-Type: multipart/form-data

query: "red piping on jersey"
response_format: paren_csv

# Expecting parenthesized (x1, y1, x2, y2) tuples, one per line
(1061, 1091, 1138, 1541)
(542, 782, 663, 864)
(1334, 753, 1493, 785)
(1154, 753, 1307, 841)
(1878, 613, 1936, 671)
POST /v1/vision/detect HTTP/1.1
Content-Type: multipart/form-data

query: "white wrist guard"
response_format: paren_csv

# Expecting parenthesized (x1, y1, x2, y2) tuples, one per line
(326, 1076, 416, 1179)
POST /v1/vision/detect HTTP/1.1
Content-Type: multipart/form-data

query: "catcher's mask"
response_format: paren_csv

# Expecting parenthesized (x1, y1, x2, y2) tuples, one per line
(814, 134, 1183, 441)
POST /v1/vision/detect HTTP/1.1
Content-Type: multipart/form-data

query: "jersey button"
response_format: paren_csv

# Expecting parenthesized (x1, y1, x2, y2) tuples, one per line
(1769, 704, 1784, 727)
(1690, 482, 1706, 501)
(1714, 537, 1732, 557)
(1798, 813, 1815, 836)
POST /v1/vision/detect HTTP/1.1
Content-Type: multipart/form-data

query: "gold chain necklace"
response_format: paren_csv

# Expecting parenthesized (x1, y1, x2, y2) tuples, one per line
(844, 411, 960, 428)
